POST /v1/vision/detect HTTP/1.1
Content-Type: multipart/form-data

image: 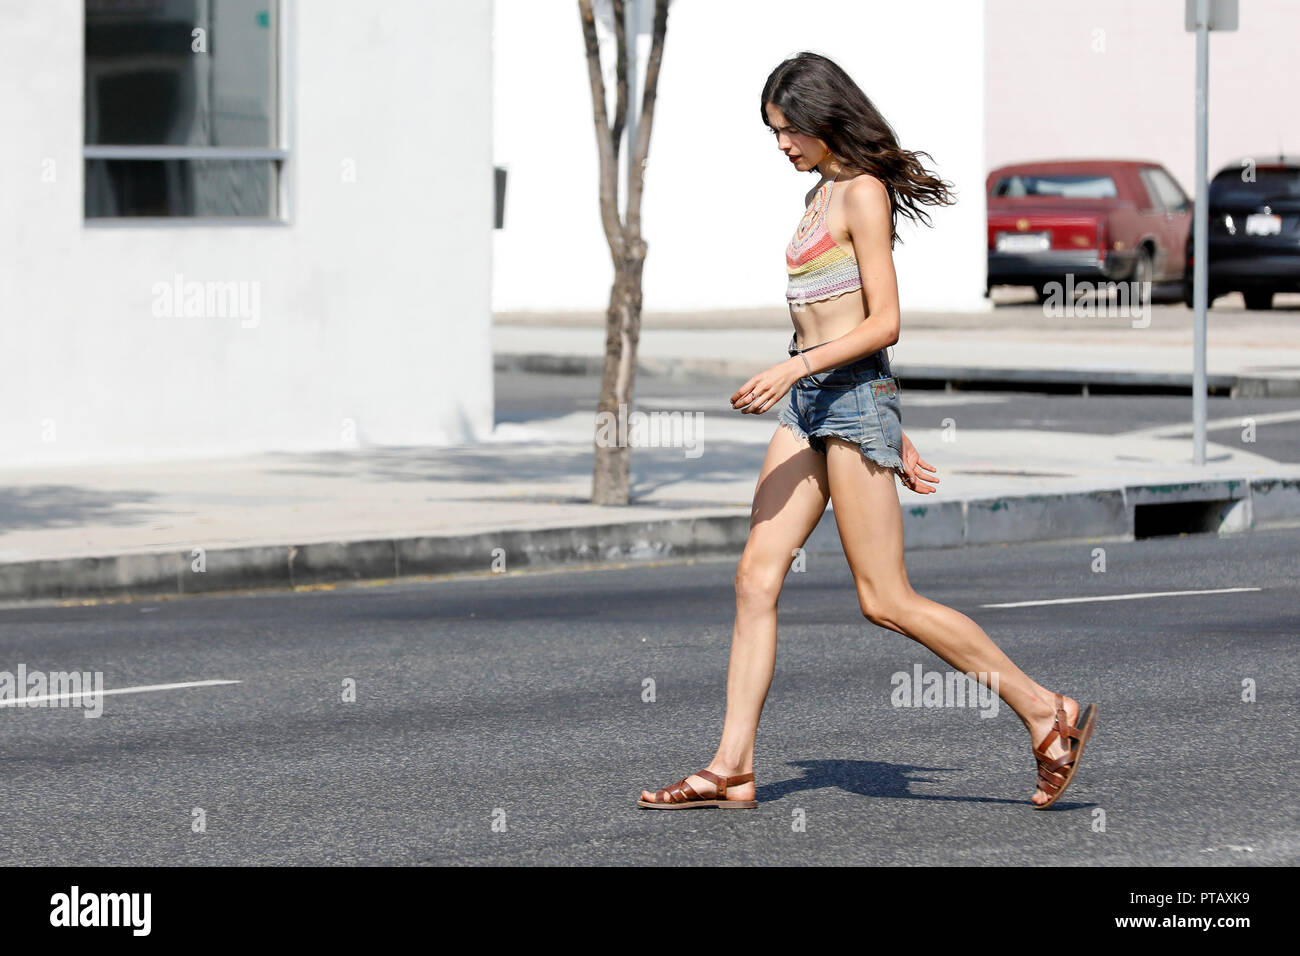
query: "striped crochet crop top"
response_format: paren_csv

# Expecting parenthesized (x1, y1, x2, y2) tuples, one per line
(786, 177, 863, 305)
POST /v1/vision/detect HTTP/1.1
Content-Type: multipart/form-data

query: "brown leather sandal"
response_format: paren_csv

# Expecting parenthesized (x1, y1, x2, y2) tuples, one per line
(1031, 693, 1097, 810)
(637, 769, 757, 809)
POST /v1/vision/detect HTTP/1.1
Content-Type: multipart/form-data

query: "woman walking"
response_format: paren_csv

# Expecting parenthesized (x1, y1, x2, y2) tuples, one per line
(638, 52, 1095, 812)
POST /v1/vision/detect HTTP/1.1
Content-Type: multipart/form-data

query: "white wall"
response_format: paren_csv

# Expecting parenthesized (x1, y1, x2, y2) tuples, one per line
(493, 0, 988, 314)
(987, 0, 1300, 195)
(0, 0, 494, 468)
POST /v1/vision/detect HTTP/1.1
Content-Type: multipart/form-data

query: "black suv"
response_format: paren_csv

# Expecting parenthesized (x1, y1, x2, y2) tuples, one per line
(1184, 157, 1300, 310)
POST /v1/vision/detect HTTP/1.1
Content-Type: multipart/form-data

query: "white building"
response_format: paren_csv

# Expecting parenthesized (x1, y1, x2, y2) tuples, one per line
(1, 0, 494, 468)
(9, 1, 1289, 469)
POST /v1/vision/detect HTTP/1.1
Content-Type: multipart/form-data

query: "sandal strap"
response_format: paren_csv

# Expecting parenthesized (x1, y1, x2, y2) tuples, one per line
(1034, 738, 1079, 796)
(1033, 694, 1085, 758)
(1038, 758, 1069, 784)
(1046, 750, 1076, 774)
(1059, 716, 1084, 742)
(657, 775, 706, 804)
(695, 769, 754, 799)
(1052, 693, 1086, 741)
(1033, 741, 1077, 776)
(695, 769, 726, 797)
(1032, 728, 1060, 759)
(1055, 699, 1083, 740)
(1038, 760, 1068, 784)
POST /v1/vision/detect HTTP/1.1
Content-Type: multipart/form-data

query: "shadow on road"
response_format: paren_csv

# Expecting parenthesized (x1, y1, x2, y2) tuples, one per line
(765, 757, 1091, 809)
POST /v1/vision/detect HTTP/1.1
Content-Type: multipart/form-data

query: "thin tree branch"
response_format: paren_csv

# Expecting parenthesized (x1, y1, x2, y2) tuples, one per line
(625, 0, 668, 244)
(577, 0, 626, 257)
(611, 0, 627, 170)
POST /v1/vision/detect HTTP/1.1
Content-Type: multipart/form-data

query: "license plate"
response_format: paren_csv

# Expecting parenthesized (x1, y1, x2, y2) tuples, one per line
(996, 231, 1050, 252)
(1244, 213, 1282, 236)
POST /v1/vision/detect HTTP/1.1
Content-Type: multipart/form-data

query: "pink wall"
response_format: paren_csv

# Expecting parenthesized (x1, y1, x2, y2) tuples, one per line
(986, 0, 1300, 194)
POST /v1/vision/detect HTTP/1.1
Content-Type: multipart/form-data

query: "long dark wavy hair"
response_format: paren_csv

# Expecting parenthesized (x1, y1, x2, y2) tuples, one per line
(762, 52, 956, 247)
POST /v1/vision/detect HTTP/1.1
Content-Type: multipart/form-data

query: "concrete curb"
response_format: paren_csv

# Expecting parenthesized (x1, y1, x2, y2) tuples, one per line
(2, 476, 1297, 604)
(494, 351, 1300, 396)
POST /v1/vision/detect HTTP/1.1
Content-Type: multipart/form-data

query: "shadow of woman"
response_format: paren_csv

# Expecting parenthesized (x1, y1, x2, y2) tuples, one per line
(758, 758, 1091, 809)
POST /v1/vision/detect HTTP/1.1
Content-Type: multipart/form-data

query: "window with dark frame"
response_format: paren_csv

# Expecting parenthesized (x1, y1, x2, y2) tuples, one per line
(84, 0, 285, 220)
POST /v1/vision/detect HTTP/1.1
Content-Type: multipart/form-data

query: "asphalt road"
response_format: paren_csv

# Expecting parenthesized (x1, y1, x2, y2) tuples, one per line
(496, 368, 1300, 465)
(1, 527, 1296, 865)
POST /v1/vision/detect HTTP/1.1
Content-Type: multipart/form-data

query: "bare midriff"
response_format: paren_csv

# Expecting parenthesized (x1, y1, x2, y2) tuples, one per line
(789, 284, 869, 352)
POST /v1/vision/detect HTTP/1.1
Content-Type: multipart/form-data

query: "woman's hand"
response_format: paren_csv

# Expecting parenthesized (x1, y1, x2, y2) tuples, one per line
(730, 358, 802, 415)
(900, 430, 940, 494)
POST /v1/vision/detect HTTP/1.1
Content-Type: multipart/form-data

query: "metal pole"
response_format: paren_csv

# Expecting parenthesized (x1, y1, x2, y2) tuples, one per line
(1192, 0, 1209, 465)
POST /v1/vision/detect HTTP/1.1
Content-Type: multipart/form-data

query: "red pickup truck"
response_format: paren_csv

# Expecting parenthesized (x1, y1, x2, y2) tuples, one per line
(987, 159, 1192, 302)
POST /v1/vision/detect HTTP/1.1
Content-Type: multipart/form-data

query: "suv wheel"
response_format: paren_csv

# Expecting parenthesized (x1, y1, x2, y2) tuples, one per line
(1243, 289, 1275, 310)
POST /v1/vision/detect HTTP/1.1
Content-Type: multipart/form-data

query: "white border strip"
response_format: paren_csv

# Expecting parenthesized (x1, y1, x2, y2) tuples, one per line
(981, 586, 1260, 609)
(0, 679, 241, 708)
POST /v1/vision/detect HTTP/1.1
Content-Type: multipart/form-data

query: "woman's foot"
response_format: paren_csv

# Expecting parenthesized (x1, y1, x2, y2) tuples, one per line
(1027, 693, 1081, 806)
(639, 763, 756, 805)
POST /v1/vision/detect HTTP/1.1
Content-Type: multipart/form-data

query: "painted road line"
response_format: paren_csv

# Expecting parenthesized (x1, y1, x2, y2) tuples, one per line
(1118, 408, 1300, 440)
(0, 678, 242, 708)
(981, 586, 1261, 609)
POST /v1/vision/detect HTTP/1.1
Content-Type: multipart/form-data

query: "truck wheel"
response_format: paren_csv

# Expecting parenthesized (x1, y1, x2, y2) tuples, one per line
(1132, 246, 1154, 290)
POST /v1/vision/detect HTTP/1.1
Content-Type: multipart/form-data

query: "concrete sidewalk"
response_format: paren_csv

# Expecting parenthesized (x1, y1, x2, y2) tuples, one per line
(2, 404, 1298, 603)
(2, 305, 1299, 603)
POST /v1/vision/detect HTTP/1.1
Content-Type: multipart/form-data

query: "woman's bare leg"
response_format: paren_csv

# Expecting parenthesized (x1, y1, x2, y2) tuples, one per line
(640, 423, 830, 804)
(822, 437, 1080, 805)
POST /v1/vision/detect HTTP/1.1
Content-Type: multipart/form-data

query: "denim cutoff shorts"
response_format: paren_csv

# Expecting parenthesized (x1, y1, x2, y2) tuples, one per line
(776, 332, 906, 479)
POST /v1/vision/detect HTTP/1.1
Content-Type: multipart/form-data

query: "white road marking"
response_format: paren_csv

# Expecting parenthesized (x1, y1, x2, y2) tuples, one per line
(981, 586, 1260, 609)
(0, 678, 242, 707)
(895, 393, 1010, 407)
(1117, 408, 1300, 439)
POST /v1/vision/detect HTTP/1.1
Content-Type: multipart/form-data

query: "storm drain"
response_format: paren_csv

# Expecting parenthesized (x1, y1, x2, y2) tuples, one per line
(1133, 498, 1236, 538)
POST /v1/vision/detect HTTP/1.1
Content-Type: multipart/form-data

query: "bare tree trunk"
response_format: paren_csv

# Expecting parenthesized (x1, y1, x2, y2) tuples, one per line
(578, 0, 669, 505)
